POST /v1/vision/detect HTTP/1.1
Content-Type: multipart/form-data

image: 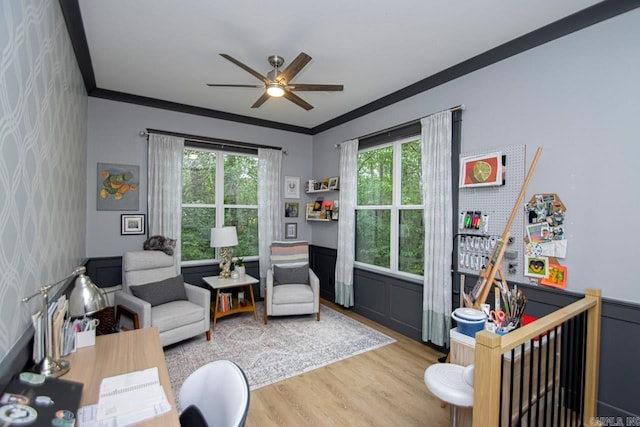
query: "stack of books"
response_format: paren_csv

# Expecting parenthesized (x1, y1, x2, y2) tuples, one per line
(218, 292, 233, 312)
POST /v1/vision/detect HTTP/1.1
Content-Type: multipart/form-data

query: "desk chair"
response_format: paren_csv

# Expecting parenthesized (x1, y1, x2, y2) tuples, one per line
(179, 360, 250, 427)
(424, 363, 474, 427)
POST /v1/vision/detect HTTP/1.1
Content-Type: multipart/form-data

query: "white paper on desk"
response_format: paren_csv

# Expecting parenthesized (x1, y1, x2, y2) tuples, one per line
(96, 367, 166, 421)
(78, 393, 171, 427)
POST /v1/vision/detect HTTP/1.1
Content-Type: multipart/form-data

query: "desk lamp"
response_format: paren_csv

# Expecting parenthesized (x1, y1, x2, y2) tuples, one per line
(22, 266, 107, 377)
(211, 226, 238, 279)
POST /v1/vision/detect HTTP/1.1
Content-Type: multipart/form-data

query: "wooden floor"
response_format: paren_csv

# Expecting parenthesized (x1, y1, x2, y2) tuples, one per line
(245, 300, 450, 427)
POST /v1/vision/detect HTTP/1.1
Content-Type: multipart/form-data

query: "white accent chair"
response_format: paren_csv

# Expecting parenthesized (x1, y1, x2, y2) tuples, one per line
(424, 363, 474, 427)
(114, 250, 211, 346)
(179, 360, 250, 427)
(264, 241, 320, 324)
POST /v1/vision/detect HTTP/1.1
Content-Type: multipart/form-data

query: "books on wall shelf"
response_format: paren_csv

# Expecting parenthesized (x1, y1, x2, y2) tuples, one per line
(218, 292, 233, 312)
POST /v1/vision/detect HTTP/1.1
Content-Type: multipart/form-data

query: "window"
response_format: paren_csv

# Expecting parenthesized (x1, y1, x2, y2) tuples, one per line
(181, 147, 258, 263)
(355, 137, 424, 277)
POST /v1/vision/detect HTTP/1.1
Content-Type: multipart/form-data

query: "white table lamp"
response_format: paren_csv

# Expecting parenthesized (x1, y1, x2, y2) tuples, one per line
(211, 226, 238, 278)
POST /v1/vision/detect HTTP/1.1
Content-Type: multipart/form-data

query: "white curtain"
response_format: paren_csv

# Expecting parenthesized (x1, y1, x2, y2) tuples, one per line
(420, 111, 453, 346)
(258, 148, 282, 296)
(147, 133, 185, 272)
(335, 139, 358, 307)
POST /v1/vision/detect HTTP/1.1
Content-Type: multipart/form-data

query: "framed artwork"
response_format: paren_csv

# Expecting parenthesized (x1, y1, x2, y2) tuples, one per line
(540, 264, 567, 289)
(284, 176, 300, 199)
(97, 163, 140, 211)
(285, 202, 299, 218)
(459, 152, 504, 188)
(328, 176, 339, 189)
(524, 255, 549, 279)
(285, 222, 298, 239)
(121, 214, 145, 235)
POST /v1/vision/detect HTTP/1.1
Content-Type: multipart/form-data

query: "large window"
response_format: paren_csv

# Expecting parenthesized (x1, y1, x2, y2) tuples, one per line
(355, 137, 424, 277)
(181, 147, 258, 263)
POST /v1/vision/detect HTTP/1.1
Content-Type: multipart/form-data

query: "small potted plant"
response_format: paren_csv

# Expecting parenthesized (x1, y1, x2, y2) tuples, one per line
(234, 257, 245, 278)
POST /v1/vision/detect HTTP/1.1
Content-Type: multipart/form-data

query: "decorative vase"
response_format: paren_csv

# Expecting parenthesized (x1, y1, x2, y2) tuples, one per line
(235, 265, 245, 278)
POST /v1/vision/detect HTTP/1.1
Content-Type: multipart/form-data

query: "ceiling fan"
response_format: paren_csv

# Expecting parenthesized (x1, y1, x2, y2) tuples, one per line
(207, 52, 343, 110)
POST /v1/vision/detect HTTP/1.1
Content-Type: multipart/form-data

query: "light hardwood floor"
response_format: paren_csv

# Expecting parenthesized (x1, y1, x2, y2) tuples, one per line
(245, 300, 450, 427)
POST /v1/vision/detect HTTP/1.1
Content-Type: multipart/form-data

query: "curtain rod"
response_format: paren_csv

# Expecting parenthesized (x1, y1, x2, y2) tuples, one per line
(336, 104, 465, 148)
(139, 128, 288, 155)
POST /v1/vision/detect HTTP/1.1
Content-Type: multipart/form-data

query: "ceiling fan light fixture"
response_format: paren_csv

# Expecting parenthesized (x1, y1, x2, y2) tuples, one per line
(266, 83, 285, 97)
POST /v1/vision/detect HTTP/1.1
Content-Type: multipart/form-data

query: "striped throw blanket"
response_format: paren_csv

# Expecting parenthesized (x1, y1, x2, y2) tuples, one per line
(270, 241, 309, 267)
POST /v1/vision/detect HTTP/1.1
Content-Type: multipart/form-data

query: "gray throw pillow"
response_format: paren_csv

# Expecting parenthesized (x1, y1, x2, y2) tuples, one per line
(130, 274, 188, 306)
(273, 264, 309, 286)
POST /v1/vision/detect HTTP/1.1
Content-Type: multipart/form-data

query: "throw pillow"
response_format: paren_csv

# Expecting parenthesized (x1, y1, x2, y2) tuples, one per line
(273, 264, 309, 286)
(130, 274, 188, 306)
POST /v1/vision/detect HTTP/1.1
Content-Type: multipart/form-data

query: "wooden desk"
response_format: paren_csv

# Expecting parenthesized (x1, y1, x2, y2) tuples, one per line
(203, 274, 259, 330)
(64, 327, 179, 426)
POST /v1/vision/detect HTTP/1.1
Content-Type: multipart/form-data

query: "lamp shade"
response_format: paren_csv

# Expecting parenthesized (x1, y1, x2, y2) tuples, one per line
(69, 273, 108, 318)
(210, 226, 238, 248)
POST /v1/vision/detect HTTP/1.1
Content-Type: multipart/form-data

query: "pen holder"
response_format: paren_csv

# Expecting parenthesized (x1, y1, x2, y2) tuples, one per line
(75, 329, 96, 349)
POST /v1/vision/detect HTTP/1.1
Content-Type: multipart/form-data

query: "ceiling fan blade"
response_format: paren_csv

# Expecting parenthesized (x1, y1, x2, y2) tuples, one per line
(206, 84, 264, 88)
(287, 84, 344, 92)
(251, 92, 270, 109)
(277, 52, 312, 84)
(219, 54, 270, 84)
(283, 91, 313, 110)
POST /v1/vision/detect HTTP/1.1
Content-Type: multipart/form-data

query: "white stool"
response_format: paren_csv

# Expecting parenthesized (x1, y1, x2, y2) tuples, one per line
(424, 363, 474, 427)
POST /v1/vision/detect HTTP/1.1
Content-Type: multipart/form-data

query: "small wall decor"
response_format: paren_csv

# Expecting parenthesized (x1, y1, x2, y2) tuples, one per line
(285, 202, 299, 218)
(540, 264, 567, 289)
(459, 152, 504, 188)
(121, 214, 145, 235)
(285, 222, 298, 239)
(97, 163, 140, 210)
(284, 176, 300, 199)
(328, 176, 339, 189)
(524, 255, 549, 279)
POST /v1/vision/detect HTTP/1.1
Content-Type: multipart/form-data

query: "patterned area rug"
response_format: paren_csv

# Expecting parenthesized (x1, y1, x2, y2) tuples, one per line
(164, 303, 395, 400)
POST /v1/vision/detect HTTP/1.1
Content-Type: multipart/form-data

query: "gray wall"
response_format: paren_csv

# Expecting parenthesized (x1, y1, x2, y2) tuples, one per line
(85, 97, 313, 257)
(311, 8, 640, 305)
(0, 0, 88, 361)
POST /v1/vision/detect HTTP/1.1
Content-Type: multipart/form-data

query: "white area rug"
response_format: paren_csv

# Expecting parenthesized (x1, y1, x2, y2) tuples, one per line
(164, 303, 395, 400)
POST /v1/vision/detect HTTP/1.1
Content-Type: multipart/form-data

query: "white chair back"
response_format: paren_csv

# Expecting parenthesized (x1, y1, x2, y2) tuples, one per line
(179, 360, 250, 427)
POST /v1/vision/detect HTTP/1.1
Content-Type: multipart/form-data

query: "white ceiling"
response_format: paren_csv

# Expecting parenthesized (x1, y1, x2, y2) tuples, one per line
(77, 0, 603, 130)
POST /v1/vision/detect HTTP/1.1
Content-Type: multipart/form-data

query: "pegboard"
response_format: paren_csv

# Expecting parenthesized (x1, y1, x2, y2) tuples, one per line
(457, 145, 526, 284)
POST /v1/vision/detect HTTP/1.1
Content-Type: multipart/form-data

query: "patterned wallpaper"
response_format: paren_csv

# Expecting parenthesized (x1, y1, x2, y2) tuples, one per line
(0, 0, 88, 361)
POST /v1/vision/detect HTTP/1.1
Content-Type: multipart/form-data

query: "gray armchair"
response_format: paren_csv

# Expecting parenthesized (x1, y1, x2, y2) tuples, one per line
(115, 250, 211, 346)
(264, 241, 320, 324)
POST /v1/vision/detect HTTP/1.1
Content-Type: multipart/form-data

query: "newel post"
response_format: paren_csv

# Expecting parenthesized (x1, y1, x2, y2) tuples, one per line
(583, 288, 602, 421)
(472, 330, 502, 426)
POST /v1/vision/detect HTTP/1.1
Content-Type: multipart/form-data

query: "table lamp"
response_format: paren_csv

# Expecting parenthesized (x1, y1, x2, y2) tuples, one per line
(22, 266, 107, 377)
(211, 226, 238, 278)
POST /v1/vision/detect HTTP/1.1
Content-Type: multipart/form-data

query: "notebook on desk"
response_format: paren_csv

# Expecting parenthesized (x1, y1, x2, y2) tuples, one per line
(0, 372, 83, 426)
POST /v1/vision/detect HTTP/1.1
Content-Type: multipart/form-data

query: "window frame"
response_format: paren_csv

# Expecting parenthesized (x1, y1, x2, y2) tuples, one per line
(354, 135, 424, 281)
(181, 146, 259, 266)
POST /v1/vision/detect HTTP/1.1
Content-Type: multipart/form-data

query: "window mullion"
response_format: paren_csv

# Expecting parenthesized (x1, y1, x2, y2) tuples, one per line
(215, 154, 225, 227)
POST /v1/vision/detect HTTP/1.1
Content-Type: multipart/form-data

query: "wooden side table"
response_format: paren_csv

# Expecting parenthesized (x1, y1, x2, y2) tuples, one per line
(203, 275, 259, 330)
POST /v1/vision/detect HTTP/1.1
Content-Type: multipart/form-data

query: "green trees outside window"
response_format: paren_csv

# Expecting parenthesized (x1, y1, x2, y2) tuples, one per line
(181, 148, 258, 262)
(356, 138, 424, 276)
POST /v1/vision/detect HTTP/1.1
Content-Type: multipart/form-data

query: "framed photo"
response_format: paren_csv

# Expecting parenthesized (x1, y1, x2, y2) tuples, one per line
(284, 176, 300, 199)
(524, 255, 549, 279)
(285, 202, 299, 218)
(121, 214, 145, 235)
(328, 176, 340, 190)
(459, 152, 504, 188)
(540, 264, 568, 289)
(97, 163, 140, 210)
(285, 222, 298, 239)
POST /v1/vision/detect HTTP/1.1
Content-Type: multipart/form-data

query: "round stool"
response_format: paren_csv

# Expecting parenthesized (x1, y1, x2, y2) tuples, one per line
(424, 363, 474, 427)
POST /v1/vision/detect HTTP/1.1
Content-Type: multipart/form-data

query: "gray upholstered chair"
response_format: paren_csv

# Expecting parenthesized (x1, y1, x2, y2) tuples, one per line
(264, 241, 320, 324)
(114, 250, 211, 346)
